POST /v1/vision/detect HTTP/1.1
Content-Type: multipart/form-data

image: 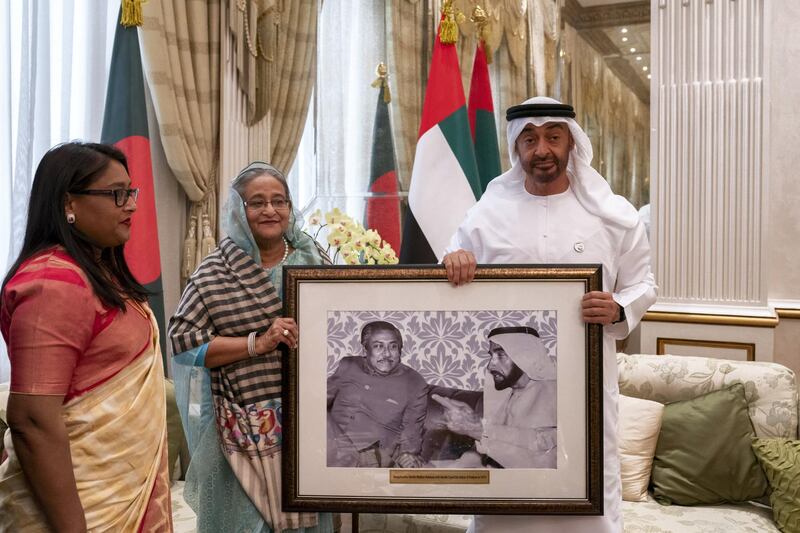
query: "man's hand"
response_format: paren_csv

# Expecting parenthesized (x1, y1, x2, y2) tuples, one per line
(395, 452, 426, 468)
(442, 249, 477, 286)
(581, 291, 622, 325)
(431, 394, 483, 440)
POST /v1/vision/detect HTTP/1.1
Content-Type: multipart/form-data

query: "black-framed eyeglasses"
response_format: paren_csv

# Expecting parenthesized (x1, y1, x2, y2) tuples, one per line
(243, 197, 290, 211)
(72, 188, 140, 207)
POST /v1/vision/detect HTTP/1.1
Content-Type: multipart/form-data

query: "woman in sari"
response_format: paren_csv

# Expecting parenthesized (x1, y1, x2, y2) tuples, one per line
(0, 142, 172, 532)
(169, 162, 333, 533)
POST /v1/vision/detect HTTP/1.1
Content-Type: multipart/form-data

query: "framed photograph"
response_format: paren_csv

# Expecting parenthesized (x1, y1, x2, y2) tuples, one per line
(282, 265, 603, 515)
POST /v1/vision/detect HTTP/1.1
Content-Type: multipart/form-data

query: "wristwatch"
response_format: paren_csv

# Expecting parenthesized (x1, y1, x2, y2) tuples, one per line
(612, 303, 626, 324)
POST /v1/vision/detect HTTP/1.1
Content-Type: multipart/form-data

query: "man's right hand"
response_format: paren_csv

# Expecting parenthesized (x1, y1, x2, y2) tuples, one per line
(442, 249, 477, 286)
(431, 394, 483, 440)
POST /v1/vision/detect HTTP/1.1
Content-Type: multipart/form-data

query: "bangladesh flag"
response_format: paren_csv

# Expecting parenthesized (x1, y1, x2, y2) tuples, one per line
(468, 41, 501, 193)
(399, 17, 481, 263)
(101, 13, 167, 358)
(365, 82, 401, 253)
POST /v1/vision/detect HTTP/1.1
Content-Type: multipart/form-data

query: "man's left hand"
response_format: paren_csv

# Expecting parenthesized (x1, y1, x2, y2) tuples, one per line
(395, 452, 426, 468)
(581, 291, 621, 325)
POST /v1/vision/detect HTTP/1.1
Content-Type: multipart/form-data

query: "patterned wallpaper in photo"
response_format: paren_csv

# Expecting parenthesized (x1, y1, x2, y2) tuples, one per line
(327, 310, 557, 391)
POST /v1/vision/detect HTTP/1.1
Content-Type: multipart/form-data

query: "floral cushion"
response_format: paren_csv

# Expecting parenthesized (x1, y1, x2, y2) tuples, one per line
(170, 480, 780, 533)
(621, 493, 779, 532)
(617, 353, 798, 439)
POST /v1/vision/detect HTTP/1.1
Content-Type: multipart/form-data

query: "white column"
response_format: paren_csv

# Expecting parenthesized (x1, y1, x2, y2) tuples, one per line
(639, 0, 776, 361)
(650, 0, 770, 317)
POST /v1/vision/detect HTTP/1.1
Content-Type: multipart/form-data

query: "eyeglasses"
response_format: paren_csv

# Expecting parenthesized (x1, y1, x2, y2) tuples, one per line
(72, 188, 140, 207)
(243, 197, 290, 211)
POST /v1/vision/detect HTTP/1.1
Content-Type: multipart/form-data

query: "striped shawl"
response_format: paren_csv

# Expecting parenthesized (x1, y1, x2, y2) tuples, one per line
(169, 237, 319, 531)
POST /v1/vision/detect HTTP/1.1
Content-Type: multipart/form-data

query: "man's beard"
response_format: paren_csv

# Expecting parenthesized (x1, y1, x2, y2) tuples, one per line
(529, 157, 565, 183)
(492, 363, 525, 390)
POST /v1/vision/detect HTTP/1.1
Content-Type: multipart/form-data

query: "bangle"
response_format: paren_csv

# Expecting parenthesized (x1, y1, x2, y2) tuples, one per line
(247, 331, 259, 358)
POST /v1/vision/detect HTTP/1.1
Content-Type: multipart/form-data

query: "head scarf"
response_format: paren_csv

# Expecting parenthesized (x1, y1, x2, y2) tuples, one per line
(222, 161, 320, 265)
(488, 327, 556, 381)
(494, 96, 638, 228)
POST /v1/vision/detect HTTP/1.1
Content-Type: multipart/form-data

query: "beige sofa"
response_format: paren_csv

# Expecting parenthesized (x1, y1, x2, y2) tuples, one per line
(353, 353, 799, 533)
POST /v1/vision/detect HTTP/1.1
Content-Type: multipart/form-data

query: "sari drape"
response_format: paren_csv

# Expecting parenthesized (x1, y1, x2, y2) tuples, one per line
(0, 305, 172, 532)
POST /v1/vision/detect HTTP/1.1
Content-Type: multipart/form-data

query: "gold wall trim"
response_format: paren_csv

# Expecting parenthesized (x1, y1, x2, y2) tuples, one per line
(643, 311, 779, 328)
(776, 308, 800, 319)
(563, 0, 650, 30)
(656, 337, 755, 361)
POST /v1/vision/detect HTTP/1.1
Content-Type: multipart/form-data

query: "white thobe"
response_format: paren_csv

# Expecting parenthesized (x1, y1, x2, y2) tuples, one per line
(446, 184, 657, 533)
(481, 379, 557, 469)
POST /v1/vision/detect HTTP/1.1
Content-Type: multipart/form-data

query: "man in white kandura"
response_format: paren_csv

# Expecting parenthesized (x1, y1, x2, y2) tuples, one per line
(441, 96, 657, 532)
(432, 326, 557, 469)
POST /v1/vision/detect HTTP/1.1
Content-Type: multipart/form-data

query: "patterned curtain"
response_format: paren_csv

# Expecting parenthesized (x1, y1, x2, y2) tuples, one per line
(388, 0, 429, 191)
(268, 0, 318, 173)
(139, 0, 222, 275)
(227, 0, 274, 126)
(562, 23, 649, 208)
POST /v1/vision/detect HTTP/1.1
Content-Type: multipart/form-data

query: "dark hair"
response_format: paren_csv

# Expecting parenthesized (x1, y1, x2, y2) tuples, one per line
(360, 320, 403, 350)
(1, 141, 149, 310)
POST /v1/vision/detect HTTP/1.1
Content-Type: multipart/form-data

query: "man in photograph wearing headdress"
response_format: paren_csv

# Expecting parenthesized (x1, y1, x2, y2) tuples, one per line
(433, 325, 557, 469)
(442, 96, 657, 533)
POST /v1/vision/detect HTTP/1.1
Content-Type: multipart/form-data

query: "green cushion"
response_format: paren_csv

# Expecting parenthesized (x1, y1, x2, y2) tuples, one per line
(651, 383, 768, 505)
(751, 438, 800, 532)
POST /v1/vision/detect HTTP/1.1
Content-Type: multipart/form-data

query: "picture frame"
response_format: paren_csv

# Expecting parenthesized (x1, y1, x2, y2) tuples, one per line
(282, 264, 604, 515)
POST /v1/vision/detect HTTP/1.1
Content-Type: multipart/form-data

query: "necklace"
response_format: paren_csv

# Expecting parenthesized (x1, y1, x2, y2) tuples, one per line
(278, 236, 289, 265)
(262, 236, 290, 269)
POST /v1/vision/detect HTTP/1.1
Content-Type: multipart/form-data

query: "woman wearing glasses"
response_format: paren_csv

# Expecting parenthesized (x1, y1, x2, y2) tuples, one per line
(0, 142, 172, 531)
(169, 162, 333, 533)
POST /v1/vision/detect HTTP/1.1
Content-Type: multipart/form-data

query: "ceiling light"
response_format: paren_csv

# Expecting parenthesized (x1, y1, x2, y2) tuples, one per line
(630, 47, 636, 53)
(647, 74, 652, 79)
(621, 28, 628, 34)
(636, 56, 642, 61)
(643, 66, 649, 72)
(622, 37, 628, 42)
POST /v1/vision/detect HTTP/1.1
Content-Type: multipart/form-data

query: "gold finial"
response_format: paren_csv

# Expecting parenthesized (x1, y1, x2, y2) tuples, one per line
(120, 0, 145, 27)
(370, 62, 392, 103)
(439, 0, 463, 44)
(471, 5, 493, 63)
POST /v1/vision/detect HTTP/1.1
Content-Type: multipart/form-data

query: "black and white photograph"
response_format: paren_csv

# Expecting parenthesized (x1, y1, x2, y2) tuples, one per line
(325, 313, 558, 470)
(282, 265, 604, 515)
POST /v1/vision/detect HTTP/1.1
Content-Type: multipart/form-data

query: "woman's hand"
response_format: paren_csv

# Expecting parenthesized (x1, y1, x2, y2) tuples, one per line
(255, 317, 298, 353)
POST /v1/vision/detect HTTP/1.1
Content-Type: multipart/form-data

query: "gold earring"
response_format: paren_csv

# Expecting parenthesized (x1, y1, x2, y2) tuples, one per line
(66, 213, 76, 224)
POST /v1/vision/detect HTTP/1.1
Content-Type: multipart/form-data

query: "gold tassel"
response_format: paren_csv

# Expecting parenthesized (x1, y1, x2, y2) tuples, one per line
(120, 0, 144, 27)
(182, 216, 198, 279)
(439, 0, 462, 44)
(370, 62, 392, 104)
(200, 214, 217, 260)
(471, 5, 494, 64)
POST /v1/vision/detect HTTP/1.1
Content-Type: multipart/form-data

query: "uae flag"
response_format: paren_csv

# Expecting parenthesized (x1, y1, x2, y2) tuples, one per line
(101, 14, 166, 357)
(468, 41, 501, 193)
(365, 82, 401, 253)
(399, 18, 481, 263)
